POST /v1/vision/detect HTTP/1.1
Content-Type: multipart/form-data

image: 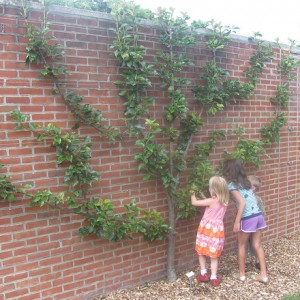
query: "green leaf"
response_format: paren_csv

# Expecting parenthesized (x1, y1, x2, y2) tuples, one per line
(6, 193, 15, 202)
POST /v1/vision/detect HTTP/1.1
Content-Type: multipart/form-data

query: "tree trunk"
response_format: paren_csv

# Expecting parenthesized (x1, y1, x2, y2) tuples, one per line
(166, 227, 177, 281)
(166, 196, 177, 281)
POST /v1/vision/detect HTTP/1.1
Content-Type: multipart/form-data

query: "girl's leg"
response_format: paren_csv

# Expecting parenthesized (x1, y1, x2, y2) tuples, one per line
(237, 231, 250, 277)
(210, 257, 218, 278)
(199, 255, 207, 274)
(251, 230, 267, 278)
(210, 257, 222, 286)
(196, 255, 210, 282)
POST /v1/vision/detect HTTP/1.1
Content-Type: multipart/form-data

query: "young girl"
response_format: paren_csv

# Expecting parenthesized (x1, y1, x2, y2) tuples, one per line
(191, 176, 229, 287)
(222, 158, 268, 283)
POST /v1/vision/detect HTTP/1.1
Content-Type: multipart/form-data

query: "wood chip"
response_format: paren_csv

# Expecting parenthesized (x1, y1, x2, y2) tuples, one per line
(93, 232, 300, 300)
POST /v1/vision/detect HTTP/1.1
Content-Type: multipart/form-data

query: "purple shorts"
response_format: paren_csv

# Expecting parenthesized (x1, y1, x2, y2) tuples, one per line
(240, 214, 267, 233)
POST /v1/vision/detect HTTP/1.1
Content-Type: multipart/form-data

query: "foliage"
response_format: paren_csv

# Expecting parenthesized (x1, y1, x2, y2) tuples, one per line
(225, 139, 268, 167)
(188, 130, 225, 188)
(28, 189, 169, 242)
(110, 0, 156, 134)
(204, 20, 239, 55)
(58, 0, 111, 12)
(146, 7, 211, 204)
(0, 165, 23, 203)
(220, 33, 298, 163)
(30, 0, 112, 13)
(135, 120, 170, 179)
(79, 199, 169, 242)
(110, 5, 233, 281)
(0, 0, 170, 245)
(11, 110, 98, 192)
(24, 12, 66, 74)
(193, 21, 259, 115)
(263, 39, 299, 147)
(192, 28, 277, 167)
(276, 39, 300, 81)
(245, 32, 274, 85)
(270, 39, 300, 107)
(277, 54, 299, 81)
(2, 0, 297, 283)
(110, 4, 211, 216)
(22, 1, 121, 140)
(261, 112, 287, 145)
(176, 131, 226, 219)
(156, 8, 200, 49)
(270, 84, 291, 108)
(194, 61, 254, 114)
(8, 110, 169, 242)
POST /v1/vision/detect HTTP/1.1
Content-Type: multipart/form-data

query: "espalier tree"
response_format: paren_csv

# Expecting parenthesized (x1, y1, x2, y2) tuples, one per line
(109, 1, 298, 280)
(4, 0, 170, 243)
(196, 31, 274, 166)
(1, 0, 298, 282)
(110, 3, 209, 280)
(261, 39, 300, 145)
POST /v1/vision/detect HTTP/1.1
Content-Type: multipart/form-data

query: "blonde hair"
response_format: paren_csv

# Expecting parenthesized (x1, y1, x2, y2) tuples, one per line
(247, 175, 262, 191)
(209, 176, 229, 206)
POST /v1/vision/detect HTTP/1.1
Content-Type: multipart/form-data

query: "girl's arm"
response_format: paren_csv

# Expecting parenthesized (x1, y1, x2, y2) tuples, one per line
(230, 190, 246, 233)
(190, 191, 216, 207)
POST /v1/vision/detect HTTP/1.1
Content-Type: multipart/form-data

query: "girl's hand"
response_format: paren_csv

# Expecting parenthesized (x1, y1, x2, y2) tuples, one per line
(233, 221, 240, 233)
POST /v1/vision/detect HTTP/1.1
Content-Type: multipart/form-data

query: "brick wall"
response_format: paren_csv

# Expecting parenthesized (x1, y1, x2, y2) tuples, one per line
(0, 1, 299, 299)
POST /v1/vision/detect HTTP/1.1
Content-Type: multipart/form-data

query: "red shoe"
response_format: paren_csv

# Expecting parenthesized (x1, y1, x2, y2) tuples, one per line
(210, 277, 221, 287)
(196, 273, 210, 282)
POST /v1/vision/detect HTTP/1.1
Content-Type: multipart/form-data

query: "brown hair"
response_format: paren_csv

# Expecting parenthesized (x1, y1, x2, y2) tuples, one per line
(209, 176, 229, 206)
(222, 158, 251, 189)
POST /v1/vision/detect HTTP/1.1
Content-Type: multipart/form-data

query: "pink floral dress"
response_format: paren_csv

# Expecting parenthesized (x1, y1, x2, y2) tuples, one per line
(195, 201, 227, 258)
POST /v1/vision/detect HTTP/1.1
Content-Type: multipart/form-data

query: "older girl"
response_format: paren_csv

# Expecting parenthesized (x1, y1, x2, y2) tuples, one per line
(222, 158, 268, 283)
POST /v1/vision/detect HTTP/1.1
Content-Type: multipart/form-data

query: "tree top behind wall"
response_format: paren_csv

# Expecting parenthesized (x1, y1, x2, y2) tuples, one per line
(28, 0, 154, 16)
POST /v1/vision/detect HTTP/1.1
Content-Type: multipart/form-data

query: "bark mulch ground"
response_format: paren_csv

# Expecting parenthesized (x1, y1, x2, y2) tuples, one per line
(94, 231, 300, 300)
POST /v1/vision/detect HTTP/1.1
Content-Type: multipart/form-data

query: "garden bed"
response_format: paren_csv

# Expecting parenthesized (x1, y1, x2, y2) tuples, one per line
(95, 231, 300, 300)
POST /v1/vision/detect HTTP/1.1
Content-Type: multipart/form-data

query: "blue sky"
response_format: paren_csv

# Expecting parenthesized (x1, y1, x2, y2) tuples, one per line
(134, 0, 299, 45)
